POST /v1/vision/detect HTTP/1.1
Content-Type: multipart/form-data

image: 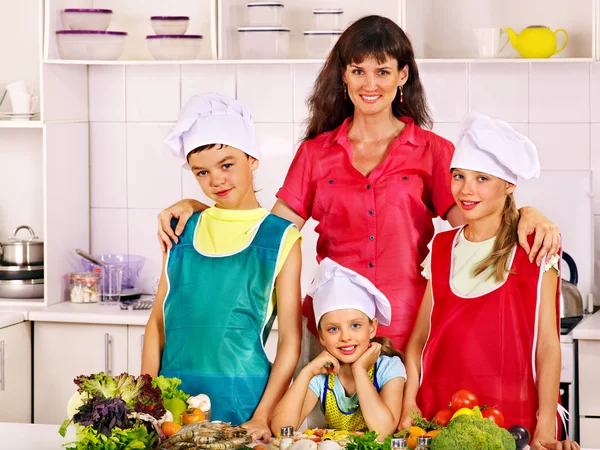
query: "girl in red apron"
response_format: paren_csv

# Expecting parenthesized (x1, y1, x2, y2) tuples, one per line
(400, 113, 579, 449)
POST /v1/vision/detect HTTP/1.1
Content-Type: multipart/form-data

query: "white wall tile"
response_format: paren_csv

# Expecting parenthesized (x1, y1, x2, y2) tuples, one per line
(90, 208, 128, 255)
(128, 209, 164, 294)
(126, 123, 182, 209)
(469, 63, 528, 122)
(294, 123, 307, 153)
(590, 124, 600, 214)
(431, 122, 461, 144)
(293, 63, 321, 123)
(126, 65, 180, 122)
(530, 63, 590, 123)
(591, 63, 600, 123)
(595, 216, 600, 301)
(89, 66, 125, 122)
(529, 124, 589, 171)
(237, 64, 293, 123)
(90, 123, 127, 208)
(254, 123, 295, 210)
(43, 64, 88, 121)
(419, 63, 468, 122)
(181, 65, 236, 105)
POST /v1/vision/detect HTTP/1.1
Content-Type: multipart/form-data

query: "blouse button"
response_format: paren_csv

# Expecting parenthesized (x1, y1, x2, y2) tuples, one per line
(366, 184, 371, 190)
(368, 262, 374, 268)
(329, 179, 334, 184)
(369, 235, 375, 241)
(403, 176, 408, 180)
(368, 210, 374, 215)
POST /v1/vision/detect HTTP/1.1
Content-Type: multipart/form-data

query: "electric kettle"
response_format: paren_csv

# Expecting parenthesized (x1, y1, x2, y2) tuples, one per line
(560, 252, 583, 318)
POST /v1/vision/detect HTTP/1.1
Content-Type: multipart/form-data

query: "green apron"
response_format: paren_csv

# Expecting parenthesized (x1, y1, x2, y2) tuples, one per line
(160, 211, 294, 424)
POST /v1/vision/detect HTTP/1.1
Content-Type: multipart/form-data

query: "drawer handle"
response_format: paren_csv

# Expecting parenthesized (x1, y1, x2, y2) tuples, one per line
(104, 333, 112, 376)
(0, 341, 4, 391)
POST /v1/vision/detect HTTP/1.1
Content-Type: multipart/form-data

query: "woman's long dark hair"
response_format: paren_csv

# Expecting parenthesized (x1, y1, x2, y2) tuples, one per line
(303, 15, 432, 141)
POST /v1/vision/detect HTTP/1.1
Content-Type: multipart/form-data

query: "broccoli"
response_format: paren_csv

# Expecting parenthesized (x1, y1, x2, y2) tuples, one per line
(432, 415, 516, 450)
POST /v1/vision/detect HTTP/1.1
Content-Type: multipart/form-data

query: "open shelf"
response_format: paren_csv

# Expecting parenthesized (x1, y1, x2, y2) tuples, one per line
(0, 121, 43, 129)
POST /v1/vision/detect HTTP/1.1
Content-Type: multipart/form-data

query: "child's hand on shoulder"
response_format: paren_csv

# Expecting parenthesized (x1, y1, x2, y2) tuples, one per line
(304, 351, 340, 377)
(351, 342, 381, 374)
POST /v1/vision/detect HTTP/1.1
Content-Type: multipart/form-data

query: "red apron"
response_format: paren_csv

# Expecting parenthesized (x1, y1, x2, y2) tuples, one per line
(417, 227, 561, 439)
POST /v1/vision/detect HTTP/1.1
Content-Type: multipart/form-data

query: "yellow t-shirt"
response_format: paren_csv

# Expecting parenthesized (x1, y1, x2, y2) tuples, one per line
(195, 206, 302, 276)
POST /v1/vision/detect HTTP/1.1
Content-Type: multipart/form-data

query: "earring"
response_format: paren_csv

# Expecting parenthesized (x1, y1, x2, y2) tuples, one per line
(343, 83, 347, 100)
(399, 85, 404, 103)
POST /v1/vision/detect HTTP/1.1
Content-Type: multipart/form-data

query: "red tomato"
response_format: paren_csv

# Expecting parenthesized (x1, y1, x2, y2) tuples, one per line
(450, 390, 479, 411)
(482, 407, 505, 428)
(433, 408, 454, 427)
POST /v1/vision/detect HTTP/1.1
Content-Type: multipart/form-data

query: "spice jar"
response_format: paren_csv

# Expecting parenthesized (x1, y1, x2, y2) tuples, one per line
(69, 270, 101, 303)
(279, 426, 294, 450)
(415, 436, 432, 450)
(391, 438, 408, 449)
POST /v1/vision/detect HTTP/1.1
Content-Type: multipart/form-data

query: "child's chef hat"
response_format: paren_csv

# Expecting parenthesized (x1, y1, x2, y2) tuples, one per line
(308, 258, 392, 327)
(451, 113, 540, 184)
(164, 93, 259, 164)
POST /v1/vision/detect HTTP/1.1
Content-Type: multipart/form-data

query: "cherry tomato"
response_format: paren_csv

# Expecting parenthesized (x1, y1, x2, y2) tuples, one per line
(433, 408, 454, 427)
(450, 389, 479, 411)
(482, 407, 505, 428)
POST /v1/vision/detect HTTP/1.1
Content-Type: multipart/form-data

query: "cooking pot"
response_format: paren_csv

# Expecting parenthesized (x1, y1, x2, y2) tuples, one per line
(0, 278, 44, 299)
(0, 225, 44, 266)
(0, 263, 44, 280)
(560, 252, 583, 319)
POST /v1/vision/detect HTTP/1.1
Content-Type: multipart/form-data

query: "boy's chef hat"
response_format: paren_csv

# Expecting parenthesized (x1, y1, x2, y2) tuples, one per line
(164, 93, 259, 164)
(307, 258, 392, 327)
(451, 112, 540, 184)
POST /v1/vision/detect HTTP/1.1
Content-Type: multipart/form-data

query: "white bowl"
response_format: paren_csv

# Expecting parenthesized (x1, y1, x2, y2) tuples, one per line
(61, 8, 113, 31)
(150, 16, 190, 35)
(247, 2, 284, 27)
(304, 30, 342, 59)
(56, 30, 127, 60)
(238, 27, 290, 59)
(146, 35, 203, 60)
(313, 8, 343, 30)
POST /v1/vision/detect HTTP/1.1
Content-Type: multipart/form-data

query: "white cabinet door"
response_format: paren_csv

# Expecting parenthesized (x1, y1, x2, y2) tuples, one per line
(128, 326, 146, 376)
(578, 340, 600, 416)
(0, 322, 31, 423)
(580, 417, 600, 448)
(34, 322, 128, 424)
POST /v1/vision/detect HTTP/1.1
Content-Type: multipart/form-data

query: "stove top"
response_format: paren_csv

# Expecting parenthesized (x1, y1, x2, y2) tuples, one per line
(560, 316, 583, 335)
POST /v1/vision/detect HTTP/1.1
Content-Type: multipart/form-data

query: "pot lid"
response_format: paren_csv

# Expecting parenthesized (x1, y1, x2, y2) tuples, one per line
(0, 278, 44, 285)
(150, 16, 190, 20)
(3, 225, 43, 246)
(247, 2, 284, 7)
(63, 8, 113, 13)
(0, 264, 44, 271)
(313, 8, 344, 14)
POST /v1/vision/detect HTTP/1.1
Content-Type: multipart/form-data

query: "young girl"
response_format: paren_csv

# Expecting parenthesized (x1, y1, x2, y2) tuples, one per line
(271, 258, 405, 437)
(141, 93, 303, 442)
(400, 113, 579, 449)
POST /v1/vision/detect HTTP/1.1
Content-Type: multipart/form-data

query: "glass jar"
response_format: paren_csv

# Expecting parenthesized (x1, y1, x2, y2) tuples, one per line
(391, 438, 408, 449)
(415, 436, 432, 450)
(69, 270, 101, 303)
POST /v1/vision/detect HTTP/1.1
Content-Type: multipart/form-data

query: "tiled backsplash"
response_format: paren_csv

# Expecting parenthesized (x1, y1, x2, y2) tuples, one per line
(89, 62, 599, 303)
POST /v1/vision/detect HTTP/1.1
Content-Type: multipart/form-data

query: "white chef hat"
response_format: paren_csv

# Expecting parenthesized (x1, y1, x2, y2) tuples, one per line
(451, 112, 540, 184)
(164, 93, 259, 166)
(307, 258, 392, 327)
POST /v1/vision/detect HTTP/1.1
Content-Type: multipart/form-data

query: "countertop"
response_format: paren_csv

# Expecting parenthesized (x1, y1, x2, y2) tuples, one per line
(0, 311, 25, 329)
(573, 309, 600, 340)
(0, 423, 75, 449)
(28, 300, 152, 326)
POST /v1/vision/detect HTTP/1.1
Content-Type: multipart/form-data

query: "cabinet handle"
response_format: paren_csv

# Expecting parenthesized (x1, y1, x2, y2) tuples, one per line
(0, 340, 4, 391)
(104, 333, 112, 376)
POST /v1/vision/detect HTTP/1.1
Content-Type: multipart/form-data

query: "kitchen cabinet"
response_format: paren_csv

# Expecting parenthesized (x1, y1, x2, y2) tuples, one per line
(33, 322, 128, 424)
(127, 325, 145, 376)
(578, 340, 600, 416)
(580, 417, 600, 448)
(0, 322, 31, 423)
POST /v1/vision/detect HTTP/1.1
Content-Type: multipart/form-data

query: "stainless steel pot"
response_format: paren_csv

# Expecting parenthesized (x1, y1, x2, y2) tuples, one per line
(0, 264, 44, 280)
(560, 252, 584, 319)
(0, 225, 44, 266)
(0, 278, 44, 299)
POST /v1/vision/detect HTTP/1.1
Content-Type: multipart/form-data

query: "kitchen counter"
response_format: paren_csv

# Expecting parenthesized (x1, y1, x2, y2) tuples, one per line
(573, 310, 600, 340)
(28, 300, 152, 326)
(0, 423, 75, 449)
(0, 311, 25, 329)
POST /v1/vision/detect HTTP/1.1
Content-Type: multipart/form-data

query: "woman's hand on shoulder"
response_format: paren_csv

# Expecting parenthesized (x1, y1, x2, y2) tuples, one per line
(351, 342, 381, 374)
(157, 199, 204, 252)
(305, 351, 340, 377)
(398, 403, 420, 430)
(517, 206, 560, 266)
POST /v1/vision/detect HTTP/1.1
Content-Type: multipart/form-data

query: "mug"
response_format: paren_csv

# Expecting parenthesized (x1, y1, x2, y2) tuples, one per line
(9, 91, 38, 114)
(5, 79, 33, 95)
(473, 28, 509, 58)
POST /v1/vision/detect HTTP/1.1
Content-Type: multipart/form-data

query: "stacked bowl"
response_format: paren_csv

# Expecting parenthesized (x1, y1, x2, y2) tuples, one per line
(238, 2, 290, 59)
(56, 9, 127, 60)
(303, 8, 344, 58)
(146, 16, 203, 60)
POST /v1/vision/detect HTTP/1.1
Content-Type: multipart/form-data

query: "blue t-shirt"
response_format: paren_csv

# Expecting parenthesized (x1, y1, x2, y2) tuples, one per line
(307, 355, 406, 414)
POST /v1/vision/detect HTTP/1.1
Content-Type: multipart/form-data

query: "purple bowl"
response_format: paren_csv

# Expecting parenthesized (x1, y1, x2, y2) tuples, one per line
(63, 8, 113, 13)
(151, 16, 190, 20)
(146, 34, 203, 39)
(56, 30, 127, 35)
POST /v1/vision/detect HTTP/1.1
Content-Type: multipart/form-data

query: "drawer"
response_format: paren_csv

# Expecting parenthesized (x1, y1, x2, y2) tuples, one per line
(560, 342, 574, 383)
(580, 417, 600, 448)
(578, 340, 600, 416)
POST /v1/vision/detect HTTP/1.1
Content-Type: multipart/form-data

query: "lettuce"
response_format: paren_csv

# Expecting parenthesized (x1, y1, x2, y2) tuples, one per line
(151, 376, 190, 402)
(62, 424, 155, 450)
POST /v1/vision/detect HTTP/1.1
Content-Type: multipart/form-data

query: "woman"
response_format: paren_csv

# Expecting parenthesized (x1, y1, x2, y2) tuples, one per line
(157, 15, 559, 352)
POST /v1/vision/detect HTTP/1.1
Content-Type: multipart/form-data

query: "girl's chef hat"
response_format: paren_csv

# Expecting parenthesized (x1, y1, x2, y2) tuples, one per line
(164, 93, 259, 163)
(308, 258, 392, 327)
(451, 112, 540, 184)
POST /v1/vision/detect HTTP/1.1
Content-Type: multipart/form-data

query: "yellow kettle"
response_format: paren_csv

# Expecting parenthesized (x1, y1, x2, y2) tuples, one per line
(505, 26, 568, 58)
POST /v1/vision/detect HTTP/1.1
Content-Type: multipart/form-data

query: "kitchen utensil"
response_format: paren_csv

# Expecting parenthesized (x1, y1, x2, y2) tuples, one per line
(102, 263, 123, 303)
(0, 225, 44, 266)
(5, 80, 33, 95)
(150, 16, 190, 35)
(69, 271, 101, 303)
(80, 253, 145, 289)
(9, 92, 38, 114)
(0, 263, 43, 280)
(238, 27, 290, 59)
(313, 8, 343, 30)
(119, 299, 153, 310)
(247, 2, 284, 27)
(56, 30, 127, 60)
(505, 26, 568, 58)
(146, 35, 204, 60)
(0, 278, 44, 299)
(61, 8, 113, 31)
(560, 251, 583, 319)
(75, 248, 105, 267)
(303, 30, 342, 58)
(473, 28, 508, 58)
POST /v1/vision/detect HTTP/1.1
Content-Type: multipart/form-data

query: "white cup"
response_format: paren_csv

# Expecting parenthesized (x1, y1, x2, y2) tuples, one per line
(5, 79, 33, 95)
(9, 91, 38, 114)
(473, 28, 508, 58)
